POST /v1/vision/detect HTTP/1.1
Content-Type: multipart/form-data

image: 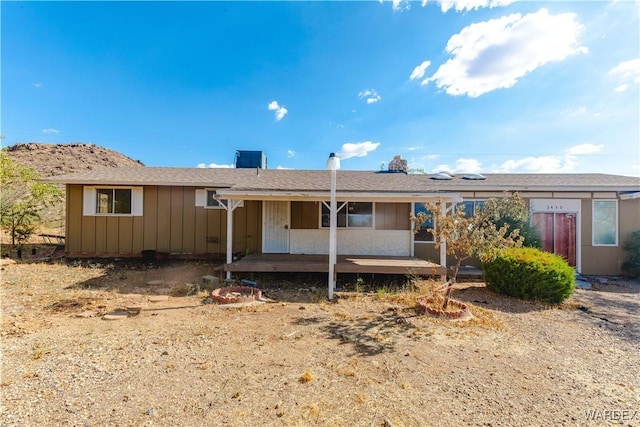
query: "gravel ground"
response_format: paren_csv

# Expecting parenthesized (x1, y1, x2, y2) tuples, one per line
(1, 260, 639, 426)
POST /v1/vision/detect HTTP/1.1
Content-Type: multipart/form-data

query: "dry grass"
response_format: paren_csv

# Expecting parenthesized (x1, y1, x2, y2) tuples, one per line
(2, 261, 639, 426)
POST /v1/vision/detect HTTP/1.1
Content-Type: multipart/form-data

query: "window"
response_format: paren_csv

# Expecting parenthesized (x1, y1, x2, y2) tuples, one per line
(83, 186, 143, 216)
(414, 203, 435, 242)
(592, 200, 617, 246)
(195, 189, 243, 209)
(96, 188, 132, 214)
(456, 200, 485, 216)
(206, 190, 224, 208)
(321, 202, 373, 228)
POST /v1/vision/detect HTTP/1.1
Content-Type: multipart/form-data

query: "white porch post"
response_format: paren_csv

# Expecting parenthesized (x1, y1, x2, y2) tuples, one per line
(327, 153, 340, 300)
(220, 199, 243, 280)
(439, 199, 448, 283)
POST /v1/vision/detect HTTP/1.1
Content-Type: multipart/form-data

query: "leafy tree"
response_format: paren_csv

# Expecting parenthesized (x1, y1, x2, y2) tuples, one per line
(412, 193, 526, 309)
(0, 152, 62, 249)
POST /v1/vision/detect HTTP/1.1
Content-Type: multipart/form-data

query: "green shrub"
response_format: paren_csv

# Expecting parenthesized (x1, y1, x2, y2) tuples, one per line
(621, 230, 640, 278)
(483, 247, 575, 304)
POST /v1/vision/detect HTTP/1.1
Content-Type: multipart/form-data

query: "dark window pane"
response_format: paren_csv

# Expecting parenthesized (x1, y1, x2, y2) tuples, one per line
(114, 189, 132, 214)
(414, 204, 434, 242)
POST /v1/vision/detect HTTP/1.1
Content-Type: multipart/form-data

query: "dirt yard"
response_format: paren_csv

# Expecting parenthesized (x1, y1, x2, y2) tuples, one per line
(1, 259, 638, 426)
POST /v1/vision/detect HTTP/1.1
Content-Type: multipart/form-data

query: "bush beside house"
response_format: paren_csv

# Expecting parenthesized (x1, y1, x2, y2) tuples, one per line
(483, 247, 575, 304)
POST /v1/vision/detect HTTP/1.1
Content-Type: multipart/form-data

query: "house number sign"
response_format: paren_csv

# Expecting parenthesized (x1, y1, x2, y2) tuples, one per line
(530, 199, 580, 213)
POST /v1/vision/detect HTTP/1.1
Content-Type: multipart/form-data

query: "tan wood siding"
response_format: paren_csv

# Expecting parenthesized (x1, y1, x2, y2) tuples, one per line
(67, 185, 83, 253)
(181, 188, 196, 254)
(291, 201, 318, 229)
(206, 209, 224, 253)
(169, 187, 183, 251)
(132, 217, 144, 253)
(117, 217, 133, 253)
(156, 187, 171, 252)
(95, 217, 107, 253)
(375, 203, 410, 230)
(194, 198, 207, 254)
(143, 186, 158, 250)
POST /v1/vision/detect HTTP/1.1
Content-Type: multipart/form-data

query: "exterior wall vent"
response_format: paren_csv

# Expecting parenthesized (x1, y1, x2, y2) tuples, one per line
(235, 150, 267, 169)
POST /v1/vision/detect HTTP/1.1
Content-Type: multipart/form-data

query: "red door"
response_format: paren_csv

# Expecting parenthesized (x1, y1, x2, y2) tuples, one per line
(533, 212, 576, 267)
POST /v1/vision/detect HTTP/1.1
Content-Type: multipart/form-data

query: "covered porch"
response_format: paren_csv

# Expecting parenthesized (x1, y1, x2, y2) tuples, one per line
(222, 253, 447, 277)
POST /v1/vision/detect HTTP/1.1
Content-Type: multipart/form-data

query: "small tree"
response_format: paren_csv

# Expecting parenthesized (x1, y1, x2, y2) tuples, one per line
(0, 152, 62, 249)
(413, 193, 526, 309)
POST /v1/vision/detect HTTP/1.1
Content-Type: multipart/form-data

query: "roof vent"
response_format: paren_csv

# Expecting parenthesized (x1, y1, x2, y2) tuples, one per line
(462, 173, 486, 180)
(431, 171, 454, 180)
(388, 155, 408, 173)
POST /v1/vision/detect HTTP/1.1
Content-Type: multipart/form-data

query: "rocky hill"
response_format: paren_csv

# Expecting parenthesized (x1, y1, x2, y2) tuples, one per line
(3, 142, 144, 177)
(2, 143, 145, 239)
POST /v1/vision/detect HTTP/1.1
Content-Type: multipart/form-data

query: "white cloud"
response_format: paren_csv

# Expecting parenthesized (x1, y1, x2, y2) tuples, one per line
(438, 0, 516, 13)
(432, 158, 482, 173)
(287, 150, 295, 158)
(565, 143, 603, 155)
(197, 163, 234, 168)
(276, 165, 294, 170)
(337, 141, 381, 159)
(32, 83, 43, 88)
(614, 84, 629, 93)
(424, 9, 587, 97)
(268, 100, 288, 121)
(379, 0, 411, 11)
(609, 58, 640, 91)
(497, 144, 603, 173)
(42, 128, 60, 134)
(358, 89, 381, 104)
(407, 146, 424, 151)
(410, 60, 431, 81)
(498, 156, 567, 173)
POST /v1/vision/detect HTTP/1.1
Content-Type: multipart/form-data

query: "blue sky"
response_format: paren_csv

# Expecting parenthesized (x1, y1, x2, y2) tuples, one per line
(2, 1, 639, 176)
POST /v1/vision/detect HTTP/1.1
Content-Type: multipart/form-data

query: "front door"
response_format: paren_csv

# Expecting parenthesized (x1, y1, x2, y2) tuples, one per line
(262, 201, 290, 253)
(533, 212, 577, 267)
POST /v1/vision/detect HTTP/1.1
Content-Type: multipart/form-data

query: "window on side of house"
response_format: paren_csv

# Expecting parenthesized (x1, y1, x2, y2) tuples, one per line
(321, 202, 373, 228)
(592, 200, 618, 246)
(83, 186, 142, 216)
(413, 203, 435, 243)
(206, 190, 224, 209)
(96, 188, 132, 214)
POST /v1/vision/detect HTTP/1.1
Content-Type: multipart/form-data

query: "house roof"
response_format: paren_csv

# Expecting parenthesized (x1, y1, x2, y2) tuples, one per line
(47, 167, 640, 198)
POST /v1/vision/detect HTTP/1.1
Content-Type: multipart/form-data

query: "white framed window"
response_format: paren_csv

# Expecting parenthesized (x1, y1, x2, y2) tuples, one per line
(83, 186, 143, 216)
(413, 203, 435, 243)
(456, 200, 485, 216)
(195, 189, 243, 209)
(592, 200, 618, 246)
(321, 202, 373, 228)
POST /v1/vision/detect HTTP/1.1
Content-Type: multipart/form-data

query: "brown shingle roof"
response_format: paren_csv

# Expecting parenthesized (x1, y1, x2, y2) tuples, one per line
(47, 167, 640, 193)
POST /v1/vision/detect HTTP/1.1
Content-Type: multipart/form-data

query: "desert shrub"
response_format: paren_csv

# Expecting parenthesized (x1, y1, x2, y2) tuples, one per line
(483, 247, 575, 304)
(621, 230, 640, 278)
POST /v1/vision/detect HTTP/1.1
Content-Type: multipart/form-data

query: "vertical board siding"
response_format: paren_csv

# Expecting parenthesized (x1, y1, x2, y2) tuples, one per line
(169, 187, 184, 252)
(291, 201, 318, 229)
(194, 197, 207, 254)
(143, 186, 158, 250)
(182, 188, 196, 254)
(375, 203, 410, 230)
(67, 185, 83, 253)
(118, 217, 133, 254)
(132, 217, 144, 253)
(106, 217, 119, 253)
(156, 187, 171, 252)
(95, 217, 107, 253)
(207, 209, 224, 253)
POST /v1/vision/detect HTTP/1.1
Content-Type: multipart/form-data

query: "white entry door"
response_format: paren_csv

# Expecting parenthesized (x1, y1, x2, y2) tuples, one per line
(262, 201, 290, 253)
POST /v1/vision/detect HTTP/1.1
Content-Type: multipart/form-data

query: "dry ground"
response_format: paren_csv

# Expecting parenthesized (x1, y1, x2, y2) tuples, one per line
(1, 259, 638, 426)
